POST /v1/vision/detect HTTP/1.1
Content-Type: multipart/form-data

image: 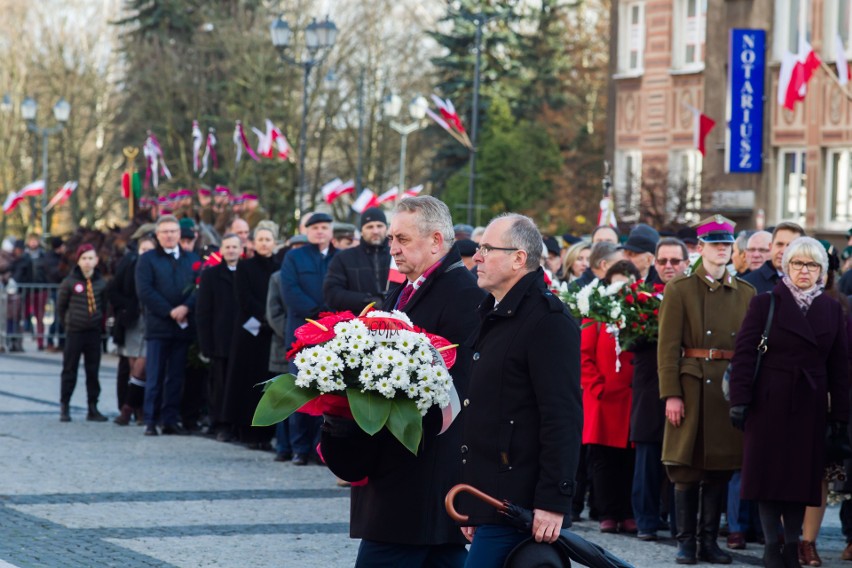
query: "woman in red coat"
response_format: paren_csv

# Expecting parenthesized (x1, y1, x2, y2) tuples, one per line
(581, 261, 639, 533)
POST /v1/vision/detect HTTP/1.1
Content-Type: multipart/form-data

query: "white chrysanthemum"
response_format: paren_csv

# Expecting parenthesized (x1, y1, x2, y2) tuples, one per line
(327, 335, 347, 353)
(295, 367, 315, 388)
(344, 353, 361, 369)
(370, 358, 392, 377)
(388, 310, 413, 326)
(405, 384, 419, 399)
(359, 368, 376, 388)
(416, 398, 431, 415)
(390, 367, 411, 389)
(376, 377, 396, 398)
(415, 345, 432, 363)
(292, 351, 311, 369)
(395, 330, 419, 352)
(603, 280, 626, 297)
(609, 305, 621, 320)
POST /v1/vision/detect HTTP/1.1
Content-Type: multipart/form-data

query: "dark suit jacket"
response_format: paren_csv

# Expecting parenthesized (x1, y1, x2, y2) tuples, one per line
(742, 260, 780, 294)
(323, 240, 390, 312)
(135, 246, 199, 340)
(729, 282, 849, 505)
(459, 269, 583, 527)
(196, 262, 236, 359)
(320, 245, 485, 546)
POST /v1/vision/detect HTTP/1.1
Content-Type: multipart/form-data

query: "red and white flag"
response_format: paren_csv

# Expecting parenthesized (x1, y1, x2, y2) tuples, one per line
(192, 120, 203, 173)
(18, 180, 45, 198)
(143, 131, 172, 189)
(431, 94, 467, 135)
(684, 105, 716, 156)
(598, 197, 617, 228)
(351, 189, 379, 214)
(321, 178, 355, 204)
(2, 192, 22, 214)
(233, 120, 260, 164)
(837, 34, 849, 86)
(777, 43, 821, 110)
(45, 181, 77, 211)
(253, 119, 291, 161)
(403, 184, 424, 198)
(387, 256, 406, 285)
(377, 187, 399, 204)
(200, 128, 218, 177)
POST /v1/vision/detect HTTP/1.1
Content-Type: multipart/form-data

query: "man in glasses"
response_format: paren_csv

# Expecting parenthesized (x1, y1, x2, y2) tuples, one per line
(743, 223, 804, 294)
(744, 231, 772, 273)
(630, 237, 689, 541)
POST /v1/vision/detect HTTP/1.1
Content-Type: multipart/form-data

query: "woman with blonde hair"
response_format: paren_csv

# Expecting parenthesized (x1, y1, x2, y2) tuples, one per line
(563, 241, 592, 283)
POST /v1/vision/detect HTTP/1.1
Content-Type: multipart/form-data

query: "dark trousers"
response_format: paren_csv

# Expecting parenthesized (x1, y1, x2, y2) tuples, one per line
(842, 499, 852, 543)
(632, 442, 666, 534)
(181, 362, 207, 427)
(589, 444, 635, 522)
(60, 329, 102, 404)
(289, 412, 322, 456)
(355, 540, 467, 568)
(115, 356, 130, 409)
(144, 339, 188, 427)
(208, 357, 229, 427)
(465, 525, 528, 568)
(572, 444, 593, 517)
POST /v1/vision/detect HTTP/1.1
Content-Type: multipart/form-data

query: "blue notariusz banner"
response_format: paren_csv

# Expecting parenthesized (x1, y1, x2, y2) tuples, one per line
(727, 29, 765, 173)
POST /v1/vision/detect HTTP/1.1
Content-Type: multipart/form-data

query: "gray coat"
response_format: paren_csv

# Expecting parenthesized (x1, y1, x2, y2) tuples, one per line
(266, 271, 288, 374)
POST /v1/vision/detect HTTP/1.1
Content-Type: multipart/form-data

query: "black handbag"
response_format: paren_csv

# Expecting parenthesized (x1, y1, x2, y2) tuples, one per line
(722, 293, 775, 401)
(825, 421, 852, 463)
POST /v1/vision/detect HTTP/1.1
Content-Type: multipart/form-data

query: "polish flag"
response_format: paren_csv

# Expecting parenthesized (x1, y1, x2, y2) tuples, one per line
(18, 180, 45, 198)
(192, 120, 203, 172)
(597, 197, 617, 228)
(377, 187, 399, 204)
(253, 119, 291, 160)
(387, 256, 406, 285)
(837, 34, 849, 86)
(403, 184, 424, 198)
(685, 106, 716, 156)
(45, 181, 78, 211)
(322, 178, 355, 204)
(2, 192, 21, 214)
(351, 189, 379, 214)
(431, 94, 467, 135)
(777, 43, 821, 110)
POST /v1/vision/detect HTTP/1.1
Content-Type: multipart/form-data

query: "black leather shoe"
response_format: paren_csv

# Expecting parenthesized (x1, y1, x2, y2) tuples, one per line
(144, 426, 158, 436)
(161, 424, 191, 435)
(292, 454, 308, 466)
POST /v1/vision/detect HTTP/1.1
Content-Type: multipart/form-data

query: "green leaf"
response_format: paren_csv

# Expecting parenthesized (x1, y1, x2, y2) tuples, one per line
(252, 374, 319, 426)
(386, 399, 423, 455)
(346, 388, 391, 435)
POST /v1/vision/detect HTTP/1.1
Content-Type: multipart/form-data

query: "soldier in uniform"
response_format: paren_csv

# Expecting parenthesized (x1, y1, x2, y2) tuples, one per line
(657, 215, 756, 565)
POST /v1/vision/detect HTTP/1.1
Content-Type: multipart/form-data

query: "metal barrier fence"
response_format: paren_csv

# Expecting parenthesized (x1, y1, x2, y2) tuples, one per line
(0, 282, 62, 352)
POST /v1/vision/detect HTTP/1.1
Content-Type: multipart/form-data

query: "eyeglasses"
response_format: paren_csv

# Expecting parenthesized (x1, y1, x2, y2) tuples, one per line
(656, 258, 684, 266)
(789, 260, 821, 272)
(746, 247, 770, 254)
(475, 244, 519, 258)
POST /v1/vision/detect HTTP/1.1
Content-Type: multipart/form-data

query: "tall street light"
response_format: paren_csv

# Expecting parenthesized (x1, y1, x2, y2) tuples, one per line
(383, 94, 428, 192)
(22, 96, 71, 236)
(270, 15, 337, 224)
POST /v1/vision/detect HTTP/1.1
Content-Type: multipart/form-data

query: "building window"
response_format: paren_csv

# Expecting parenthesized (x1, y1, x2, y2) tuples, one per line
(774, 0, 812, 60)
(615, 150, 642, 220)
(825, 148, 852, 226)
(824, 0, 852, 59)
(668, 150, 703, 223)
(777, 149, 807, 224)
(672, 0, 707, 70)
(618, 1, 645, 74)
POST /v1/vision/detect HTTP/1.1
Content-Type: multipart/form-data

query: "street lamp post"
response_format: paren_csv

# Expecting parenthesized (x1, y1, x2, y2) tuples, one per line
(22, 97, 70, 237)
(270, 15, 337, 224)
(383, 94, 428, 192)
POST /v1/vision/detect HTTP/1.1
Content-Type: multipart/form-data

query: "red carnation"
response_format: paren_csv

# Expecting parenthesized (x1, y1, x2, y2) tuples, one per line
(192, 260, 202, 272)
(630, 282, 640, 291)
(632, 322, 639, 328)
(637, 292, 650, 303)
(640, 313, 649, 321)
(653, 309, 659, 316)
(653, 283, 666, 293)
(625, 295, 635, 305)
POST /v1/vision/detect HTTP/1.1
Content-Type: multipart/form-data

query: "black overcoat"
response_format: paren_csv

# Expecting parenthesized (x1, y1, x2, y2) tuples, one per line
(321, 245, 485, 546)
(459, 270, 583, 527)
(742, 260, 780, 294)
(223, 254, 280, 429)
(323, 240, 390, 312)
(628, 343, 666, 444)
(196, 262, 237, 359)
(729, 282, 850, 505)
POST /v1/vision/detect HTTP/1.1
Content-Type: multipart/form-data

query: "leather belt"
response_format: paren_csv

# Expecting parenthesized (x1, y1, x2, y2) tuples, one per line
(681, 348, 735, 360)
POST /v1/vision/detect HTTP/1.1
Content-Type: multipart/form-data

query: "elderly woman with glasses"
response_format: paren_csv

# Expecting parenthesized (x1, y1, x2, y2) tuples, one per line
(728, 236, 850, 567)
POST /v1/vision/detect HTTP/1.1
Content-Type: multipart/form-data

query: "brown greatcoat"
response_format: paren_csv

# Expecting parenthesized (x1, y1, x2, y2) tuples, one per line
(657, 263, 755, 471)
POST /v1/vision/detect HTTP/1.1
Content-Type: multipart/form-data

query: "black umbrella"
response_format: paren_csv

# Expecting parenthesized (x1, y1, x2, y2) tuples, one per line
(446, 484, 635, 568)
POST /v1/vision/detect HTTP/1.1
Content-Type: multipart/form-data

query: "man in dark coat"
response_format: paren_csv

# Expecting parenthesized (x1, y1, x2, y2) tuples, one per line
(280, 212, 336, 465)
(135, 215, 200, 436)
(629, 237, 688, 541)
(743, 222, 804, 294)
(323, 207, 390, 312)
(320, 196, 485, 567)
(458, 214, 582, 566)
(196, 233, 241, 440)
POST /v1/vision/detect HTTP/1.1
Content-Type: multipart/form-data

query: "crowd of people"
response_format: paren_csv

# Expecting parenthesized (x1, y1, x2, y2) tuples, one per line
(6, 187, 852, 567)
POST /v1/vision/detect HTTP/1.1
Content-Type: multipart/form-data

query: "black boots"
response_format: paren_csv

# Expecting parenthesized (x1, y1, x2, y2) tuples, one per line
(59, 402, 71, 422)
(763, 542, 784, 568)
(698, 483, 733, 564)
(86, 402, 108, 422)
(675, 486, 699, 564)
(781, 543, 800, 568)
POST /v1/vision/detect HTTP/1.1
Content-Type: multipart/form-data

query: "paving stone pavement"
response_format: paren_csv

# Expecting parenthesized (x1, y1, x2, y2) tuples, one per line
(0, 344, 848, 567)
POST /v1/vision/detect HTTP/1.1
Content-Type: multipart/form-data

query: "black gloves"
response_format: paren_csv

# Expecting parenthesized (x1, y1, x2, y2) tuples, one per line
(730, 405, 748, 431)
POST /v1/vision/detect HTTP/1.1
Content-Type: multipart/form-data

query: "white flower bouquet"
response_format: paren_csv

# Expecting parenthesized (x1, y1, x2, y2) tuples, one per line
(253, 306, 458, 454)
